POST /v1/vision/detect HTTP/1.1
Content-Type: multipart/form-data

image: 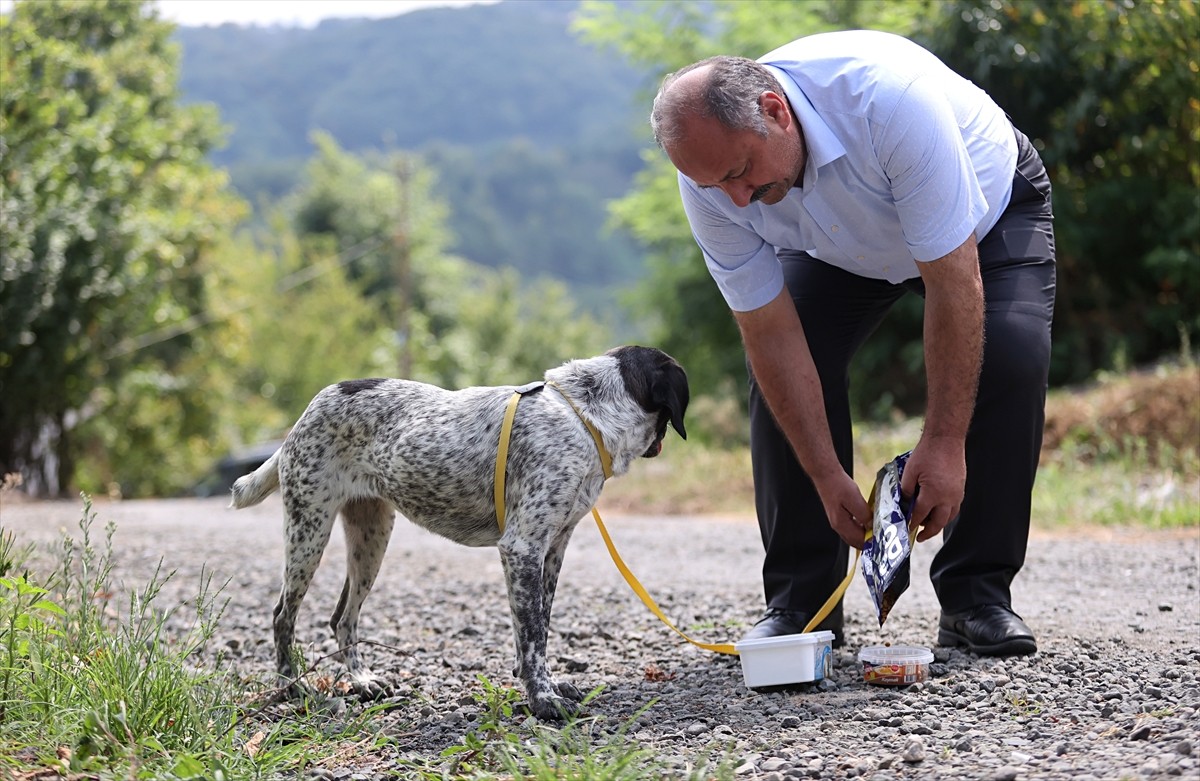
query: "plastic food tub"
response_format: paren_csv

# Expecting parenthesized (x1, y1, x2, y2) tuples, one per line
(734, 630, 835, 688)
(858, 645, 934, 685)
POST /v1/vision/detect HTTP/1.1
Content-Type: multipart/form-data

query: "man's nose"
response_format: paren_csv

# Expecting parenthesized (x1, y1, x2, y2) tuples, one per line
(722, 181, 755, 208)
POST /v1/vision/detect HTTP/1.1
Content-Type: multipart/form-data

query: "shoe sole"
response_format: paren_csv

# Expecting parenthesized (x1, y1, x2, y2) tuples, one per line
(937, 628, 1037, 657)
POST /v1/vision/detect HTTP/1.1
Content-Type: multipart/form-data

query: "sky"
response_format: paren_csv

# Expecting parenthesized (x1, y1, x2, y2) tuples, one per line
(0, 0, 498, 27)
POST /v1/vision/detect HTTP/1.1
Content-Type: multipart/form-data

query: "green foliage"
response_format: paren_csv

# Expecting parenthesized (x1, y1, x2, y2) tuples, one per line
(0, 0, 246, 494)
(0, 572, 65, 722)
(918, 0, 1200, 386)
(281, 134, 610, 394)
(176, 1, 639, 160)
(0, 497, 235, 775)
(288, 132, 454, 311)
(424, 139, 646, 301)
(0, 498, 410, 779)
(415, 266, 609, 390)
(197, 230, 396, 432)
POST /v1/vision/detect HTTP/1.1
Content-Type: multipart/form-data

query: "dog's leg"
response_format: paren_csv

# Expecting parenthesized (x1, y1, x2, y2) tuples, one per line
(541, 526, 583, 702)
(499, 536, 578, 720)
(331, 498, 395, 701)
(274, 490, 338, 696)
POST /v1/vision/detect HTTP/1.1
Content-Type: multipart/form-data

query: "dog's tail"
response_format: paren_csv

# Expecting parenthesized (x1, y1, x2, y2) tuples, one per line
(230, 449, 281, 509)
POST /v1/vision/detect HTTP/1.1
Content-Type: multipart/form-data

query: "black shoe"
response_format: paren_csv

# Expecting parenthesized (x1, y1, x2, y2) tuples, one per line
(740, 608, 845, 648)
(938, 604, 1037, 656)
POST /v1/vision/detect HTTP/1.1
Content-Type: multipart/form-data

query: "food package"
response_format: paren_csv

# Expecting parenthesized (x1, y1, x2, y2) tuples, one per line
(860, 451, 917, 626)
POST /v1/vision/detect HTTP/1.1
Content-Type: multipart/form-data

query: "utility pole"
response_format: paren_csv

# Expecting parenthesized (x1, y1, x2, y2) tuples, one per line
(394, 156, 413, 378)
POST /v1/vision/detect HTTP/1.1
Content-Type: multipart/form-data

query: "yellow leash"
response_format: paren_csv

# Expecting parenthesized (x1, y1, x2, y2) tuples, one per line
(493, 385, 860, 657)
(588, 506, 737, 655)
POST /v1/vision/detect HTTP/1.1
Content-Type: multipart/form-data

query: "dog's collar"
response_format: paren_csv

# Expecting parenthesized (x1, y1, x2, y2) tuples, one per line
(545, 381, 614, 479)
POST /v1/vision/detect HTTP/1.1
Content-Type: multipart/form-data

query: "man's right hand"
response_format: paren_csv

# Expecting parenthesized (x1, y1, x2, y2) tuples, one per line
(815, 470, 872, 549)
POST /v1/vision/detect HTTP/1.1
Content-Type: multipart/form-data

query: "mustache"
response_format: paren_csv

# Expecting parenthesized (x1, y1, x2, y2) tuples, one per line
(749, 182, 775, 203)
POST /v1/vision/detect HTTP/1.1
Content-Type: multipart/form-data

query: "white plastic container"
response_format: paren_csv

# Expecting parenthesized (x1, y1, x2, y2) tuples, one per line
(858, 645, 934, 686)
(734, 630, 835, 688)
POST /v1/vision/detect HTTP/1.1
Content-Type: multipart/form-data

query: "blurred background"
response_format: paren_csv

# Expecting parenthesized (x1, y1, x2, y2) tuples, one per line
(0, 0, 1196, 511)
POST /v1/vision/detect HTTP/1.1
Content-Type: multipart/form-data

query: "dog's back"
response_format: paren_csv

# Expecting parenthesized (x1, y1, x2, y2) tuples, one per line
(230, 378, 596, 547)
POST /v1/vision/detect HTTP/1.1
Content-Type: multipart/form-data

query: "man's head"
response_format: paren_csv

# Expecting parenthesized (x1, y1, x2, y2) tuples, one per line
(652, 56, 806, 208)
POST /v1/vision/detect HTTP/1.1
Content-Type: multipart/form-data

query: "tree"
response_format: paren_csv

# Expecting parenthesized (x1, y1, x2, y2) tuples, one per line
(919, 0, 1200, 384)
(282, 134, 611, 391)
(0, 0, 244, 495)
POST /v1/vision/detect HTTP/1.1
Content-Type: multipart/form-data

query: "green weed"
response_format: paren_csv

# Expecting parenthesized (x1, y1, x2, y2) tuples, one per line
(404, 674, 739, 780)
(0, 496, 394, 780)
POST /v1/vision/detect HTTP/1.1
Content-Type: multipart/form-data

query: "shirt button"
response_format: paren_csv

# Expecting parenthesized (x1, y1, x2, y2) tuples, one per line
(857, 255, 865, 261)
(831, 225, 839, 232)
(883, 265, 890, 273)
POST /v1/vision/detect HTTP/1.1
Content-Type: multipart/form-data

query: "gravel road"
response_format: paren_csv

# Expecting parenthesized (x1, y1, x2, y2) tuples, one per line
(2, 496, 1197, 780)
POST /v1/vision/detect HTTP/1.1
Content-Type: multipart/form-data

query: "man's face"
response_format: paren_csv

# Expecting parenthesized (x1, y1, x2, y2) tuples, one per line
(665, 92, 805, 208)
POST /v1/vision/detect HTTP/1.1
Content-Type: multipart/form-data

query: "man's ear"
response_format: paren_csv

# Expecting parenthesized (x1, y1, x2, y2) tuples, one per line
(760, 91, 791, 129)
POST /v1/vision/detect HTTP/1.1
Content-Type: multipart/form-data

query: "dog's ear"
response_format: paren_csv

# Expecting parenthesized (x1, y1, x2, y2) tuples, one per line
(654, 362, 689, 440)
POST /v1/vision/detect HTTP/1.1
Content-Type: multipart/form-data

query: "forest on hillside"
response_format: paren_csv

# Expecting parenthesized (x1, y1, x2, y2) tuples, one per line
(174, 0, 649, 301)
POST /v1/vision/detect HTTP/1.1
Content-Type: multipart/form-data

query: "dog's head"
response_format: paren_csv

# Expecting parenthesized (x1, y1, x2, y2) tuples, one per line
(607, 345, 689, 458)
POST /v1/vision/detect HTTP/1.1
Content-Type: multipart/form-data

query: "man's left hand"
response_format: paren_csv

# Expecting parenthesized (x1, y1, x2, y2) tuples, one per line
(900, 435, 966, 542)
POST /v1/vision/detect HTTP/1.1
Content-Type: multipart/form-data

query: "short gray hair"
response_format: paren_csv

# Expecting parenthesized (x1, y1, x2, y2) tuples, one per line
(651, 56, 784, 150)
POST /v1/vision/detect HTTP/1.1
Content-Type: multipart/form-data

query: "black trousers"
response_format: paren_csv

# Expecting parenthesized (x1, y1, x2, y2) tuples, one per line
(748, 126, 1056, 618)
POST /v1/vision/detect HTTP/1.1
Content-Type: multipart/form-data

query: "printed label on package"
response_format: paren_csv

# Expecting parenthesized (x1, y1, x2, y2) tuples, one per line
(860, 451, 916, 626)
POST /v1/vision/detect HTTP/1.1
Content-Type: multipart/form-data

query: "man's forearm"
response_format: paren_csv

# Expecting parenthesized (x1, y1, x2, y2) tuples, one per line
(735, 286, 872, 546)
(919, 237, 984, 443)
(734, 288, 843, 482)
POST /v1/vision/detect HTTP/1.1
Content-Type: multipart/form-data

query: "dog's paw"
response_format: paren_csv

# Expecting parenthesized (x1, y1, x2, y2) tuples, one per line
(553, 680, 585, 702)
(527, 690, 582, 721)
(349, 671, 389, 701)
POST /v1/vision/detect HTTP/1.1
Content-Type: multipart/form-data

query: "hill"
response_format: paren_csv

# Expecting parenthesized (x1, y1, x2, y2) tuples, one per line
(173, 0, 650, 300)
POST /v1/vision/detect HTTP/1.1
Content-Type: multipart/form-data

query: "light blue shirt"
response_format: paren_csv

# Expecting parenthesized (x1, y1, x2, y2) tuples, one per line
(679, 30, 1018, 312)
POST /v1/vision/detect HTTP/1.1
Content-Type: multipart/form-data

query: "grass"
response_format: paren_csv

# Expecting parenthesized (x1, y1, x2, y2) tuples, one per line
(402, 675, 739, 780)
(0, 495, 411, 780)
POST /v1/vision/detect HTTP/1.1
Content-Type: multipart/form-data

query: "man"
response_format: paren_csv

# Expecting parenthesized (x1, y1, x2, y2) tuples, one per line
(652, 30, 1055, 656)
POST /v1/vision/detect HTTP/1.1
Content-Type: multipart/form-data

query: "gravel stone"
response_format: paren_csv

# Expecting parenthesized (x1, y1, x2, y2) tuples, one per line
(5, 497, 1198, 780)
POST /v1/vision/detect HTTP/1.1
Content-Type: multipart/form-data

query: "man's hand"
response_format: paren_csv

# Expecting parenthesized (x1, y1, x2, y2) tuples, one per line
(901, 435, 965, 542)
(814, 469, 873, 549)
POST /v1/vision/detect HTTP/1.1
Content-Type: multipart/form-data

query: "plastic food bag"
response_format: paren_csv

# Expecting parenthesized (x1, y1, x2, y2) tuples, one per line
(860, 451, 917, 627)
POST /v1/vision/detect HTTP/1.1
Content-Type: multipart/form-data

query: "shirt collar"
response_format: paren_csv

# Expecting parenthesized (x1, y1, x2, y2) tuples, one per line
(761, 64, 846, 189)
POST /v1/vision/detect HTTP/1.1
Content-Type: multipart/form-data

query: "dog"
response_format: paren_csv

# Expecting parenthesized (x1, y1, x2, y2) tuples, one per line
(230, 345, 688, 719)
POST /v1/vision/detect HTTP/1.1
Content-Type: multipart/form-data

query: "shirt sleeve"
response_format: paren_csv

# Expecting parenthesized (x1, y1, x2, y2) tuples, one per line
(875, 74, 988, 262)
(678, 174, 785, 312)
